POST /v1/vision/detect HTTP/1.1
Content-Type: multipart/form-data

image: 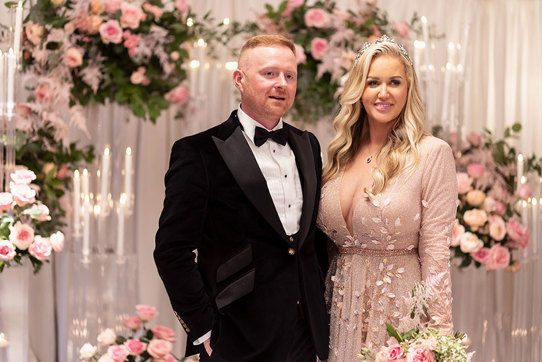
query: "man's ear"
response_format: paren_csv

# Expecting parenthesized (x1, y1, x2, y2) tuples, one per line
(233, 69, 244, 93)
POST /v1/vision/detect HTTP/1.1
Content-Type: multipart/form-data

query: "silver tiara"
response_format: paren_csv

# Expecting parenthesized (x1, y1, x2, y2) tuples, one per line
(354, 34, 413, 66)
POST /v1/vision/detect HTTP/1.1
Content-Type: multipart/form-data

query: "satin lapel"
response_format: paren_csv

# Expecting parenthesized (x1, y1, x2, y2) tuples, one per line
(213, 127, 288, 241)
(287, 130, 317, 247)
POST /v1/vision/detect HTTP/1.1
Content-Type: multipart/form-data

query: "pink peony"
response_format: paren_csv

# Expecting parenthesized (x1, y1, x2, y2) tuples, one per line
(152, 325, 176, 342)
(0, 193, 15, 210)
(394, 21, 410, 37)
(27, 203, 51, 221)
(486, 244, 511, 270)
(451, 220, 464, 247)
(386, 344, 405, 360)
(467, 163, 486, 178)
(463, 209, 488, 229)
(64, 47, 83, 68)
(90, 0, 104, 14)
(143, 3, 163, 19)
(405, 343, 435, 362)
(483, 196, 496, 213)
(304, 9, 330, 28)
(123, 315, 142, 330)
(175, 0, 189, 13)
(107, 345, 130, 361)
(57, 165, 70, 180)
(456, 173, 472, 194)
(136, 305, 158, 321)
(472, 247, 491, 264)
(466, 190, 486, 207)
(29, 235, 52, 261)
(506, 218, 529, 249)
(294, 43, 306, 64)
(120, 3, 145, 29)
(130, 70, 145, 84)
(10, 183, 36, 206)
(26, 21, 44, 45)
(459, 232, 483, 253)
(125, 339, 147, 355)
(165, 86, 189, 104)
(104, 0, 121, 14)
(467, 132, 482, 146)
(9, 221, 35, 250)
(488, 215, 506, 241)
(310, 37, 328, 60)
(147, 339, 172, 359)
(50, 231, 65, 252)
(517, 184, 533, 199)
(33, 83, 53, 103)
(97, 328, 116, 346)
(494, 201, 507, 215)
(11, 169, 37, 185)
(87, 15, 103, 34)
(0, 240, 16, 261)
(99, 20, 123, 44)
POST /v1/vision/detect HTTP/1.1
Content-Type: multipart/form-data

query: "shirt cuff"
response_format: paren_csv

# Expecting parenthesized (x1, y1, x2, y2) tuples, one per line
(193, 330, 211, 345)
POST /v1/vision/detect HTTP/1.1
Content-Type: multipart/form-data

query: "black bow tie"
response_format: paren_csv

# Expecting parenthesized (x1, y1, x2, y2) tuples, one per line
(254, 127, 288, 147)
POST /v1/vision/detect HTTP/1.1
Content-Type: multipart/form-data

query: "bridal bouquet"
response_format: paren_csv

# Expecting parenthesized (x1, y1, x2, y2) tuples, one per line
(79, 305, 199, 361)
(449, 123, 538, 271)
(0, 168, 64, 273)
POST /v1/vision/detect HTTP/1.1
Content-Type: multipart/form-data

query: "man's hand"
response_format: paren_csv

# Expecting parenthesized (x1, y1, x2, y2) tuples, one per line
(203, 338, 213, 356)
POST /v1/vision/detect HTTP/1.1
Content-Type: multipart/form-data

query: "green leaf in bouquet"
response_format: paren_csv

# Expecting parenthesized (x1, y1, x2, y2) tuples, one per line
(512, 123, 522, 132)
(385, 322, 403, 343)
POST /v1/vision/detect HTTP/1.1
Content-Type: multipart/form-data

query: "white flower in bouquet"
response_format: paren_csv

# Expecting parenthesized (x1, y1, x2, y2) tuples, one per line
(79, 342, 97, 360)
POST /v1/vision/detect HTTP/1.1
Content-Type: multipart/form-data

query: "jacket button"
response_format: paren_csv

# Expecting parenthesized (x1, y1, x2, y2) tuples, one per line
(289, 236, 294, 242)
(288, 248, 295, 255)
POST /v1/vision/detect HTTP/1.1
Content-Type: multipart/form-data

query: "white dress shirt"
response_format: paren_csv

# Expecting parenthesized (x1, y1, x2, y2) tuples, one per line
(193, 108, 304, 345)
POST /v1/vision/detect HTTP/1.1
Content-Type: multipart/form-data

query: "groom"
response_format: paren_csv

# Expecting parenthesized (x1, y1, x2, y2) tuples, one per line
(154, 35, 329, 361)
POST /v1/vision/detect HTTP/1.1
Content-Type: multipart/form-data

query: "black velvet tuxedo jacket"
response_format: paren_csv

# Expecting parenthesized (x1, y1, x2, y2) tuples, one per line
(154, 111, 329, 361)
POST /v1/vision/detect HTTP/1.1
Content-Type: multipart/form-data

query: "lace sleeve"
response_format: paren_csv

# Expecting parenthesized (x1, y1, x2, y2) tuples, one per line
(419, 139, 458, 334)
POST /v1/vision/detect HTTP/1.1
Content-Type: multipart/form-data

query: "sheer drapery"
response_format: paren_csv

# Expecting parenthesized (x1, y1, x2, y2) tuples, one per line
(1, 0, 541, 360)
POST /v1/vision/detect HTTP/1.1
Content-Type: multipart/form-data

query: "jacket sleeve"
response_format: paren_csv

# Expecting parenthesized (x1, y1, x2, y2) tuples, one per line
(154, 138, 213, 342)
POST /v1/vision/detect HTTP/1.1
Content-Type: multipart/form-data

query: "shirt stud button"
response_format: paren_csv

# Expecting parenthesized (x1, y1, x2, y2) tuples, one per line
(289, 236, 294, 242)
(288, 248, 295, 255)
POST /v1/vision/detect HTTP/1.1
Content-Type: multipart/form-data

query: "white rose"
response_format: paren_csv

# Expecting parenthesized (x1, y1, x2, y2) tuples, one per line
(452, 221, 465, 247)
(79, 343, 97, 359)
(459, 232, 484, 253)
(483, 196, 496, 213)
(50, 231, 65, 252)
(97, 328, 116, 346)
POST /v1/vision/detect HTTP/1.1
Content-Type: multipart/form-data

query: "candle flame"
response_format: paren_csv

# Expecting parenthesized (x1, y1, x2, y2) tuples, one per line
(104, 147, 110, 156)
(421, 16, 427, 24)
(223, 18, 230, 25)
(120, 193, 127, 204)
(197, 38, 206, 47)
(190, 60, 200, 69)
(533, 198, 538, 206)
(83, 168, 88, 177)
(126, 147, 132, 155)
(521, 176, 527, 184)
(186, 18, 193, 27)
(517, 153, 524, 162)
(225, 61, 238, 71)
(448, 42, 455, 50)
(74, 170, 80, 178)
(414, 40, 425, 49)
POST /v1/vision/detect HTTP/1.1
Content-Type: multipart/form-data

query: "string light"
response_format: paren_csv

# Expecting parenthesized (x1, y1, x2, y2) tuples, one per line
(186, 18, 193, 27)
(223, 18, 230, 25)
(190, 60, 200, 69)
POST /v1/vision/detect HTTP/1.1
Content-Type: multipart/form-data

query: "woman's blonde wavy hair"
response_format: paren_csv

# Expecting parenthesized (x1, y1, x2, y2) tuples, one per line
(322, 37, 427, 196)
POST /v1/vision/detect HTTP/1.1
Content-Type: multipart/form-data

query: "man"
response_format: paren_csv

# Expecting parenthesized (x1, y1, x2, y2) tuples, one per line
(154, 35, 329, 362)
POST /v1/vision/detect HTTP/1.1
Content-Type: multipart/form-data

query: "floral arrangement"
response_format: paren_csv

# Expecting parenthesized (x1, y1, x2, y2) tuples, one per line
(79, 304, 199, 362)
(448, 123, 540, 271)
(0, 168, 65, 273)
(21, 0, 205, 124)
(223, 0, 420, 122)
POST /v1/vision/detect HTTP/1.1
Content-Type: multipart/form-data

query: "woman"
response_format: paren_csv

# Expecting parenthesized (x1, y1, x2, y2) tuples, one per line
(317, 35, 457, 360)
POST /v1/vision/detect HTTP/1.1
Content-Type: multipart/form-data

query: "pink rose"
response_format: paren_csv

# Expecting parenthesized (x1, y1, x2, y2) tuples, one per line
(90, 0, 104, 14)
(304, 9, 330, 28)
(486, 244, 511, 270)
(104, 0, 121, 14)
(467, 132, 482, 146)
(175, 0, 189, 13)
(97, 328, 117, 346)
(147, 339, 172, 359)
(451, 220, 464, 247)
(0, 240, 16, 261)
(467, 163, 485, 178)
(386, 344, 405, 360)
(456, 173, 472, 194)
(394, 21, 409, 37)
(33, 83, 52, 103)
(152, 325, 176, 342)
(107, 345, 130, 361)
(507, 218, 529, 249)
(466, 190, 486, 207)
(463, 209, 487, 229)
(517, 184, 533, 199)
(11, 169, 37, 185)
(483, 196, 495, 213)
(123, 315, 142, 330)
(165, 86, 189, 104)
(26, 21, 44, 45)
(130, 70, 145, 85)
(288, 0, 304, 8)
(26, 203, 51, 221)
(29, 235, 52, 261)
(472, 247, 491, 264)
(170, 51, 180, 61)
(488, 215, 506, 241)
(406, 343, 435, 362)
(143, 3, 163, 19)
(125, 339, 147, 355)
(50, 231, 65, 252)
(121, 3, 145, 29)
(99, 20, 123, 44)
(310, 37, 328, 60)
(64, 47, 83, 68)
(10, 183, 36, 206)
(9, 221, 35, 250)
(57, 165, 70, 180)
(136, 305, 158, 321)
(459, 232, 483, 253)
(294, 43, 306, 64)
(123, 32, 140, 54)
(494, 201, 507, 215)
(0, 193, 15, 210)
(332, 9, 351, 21)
